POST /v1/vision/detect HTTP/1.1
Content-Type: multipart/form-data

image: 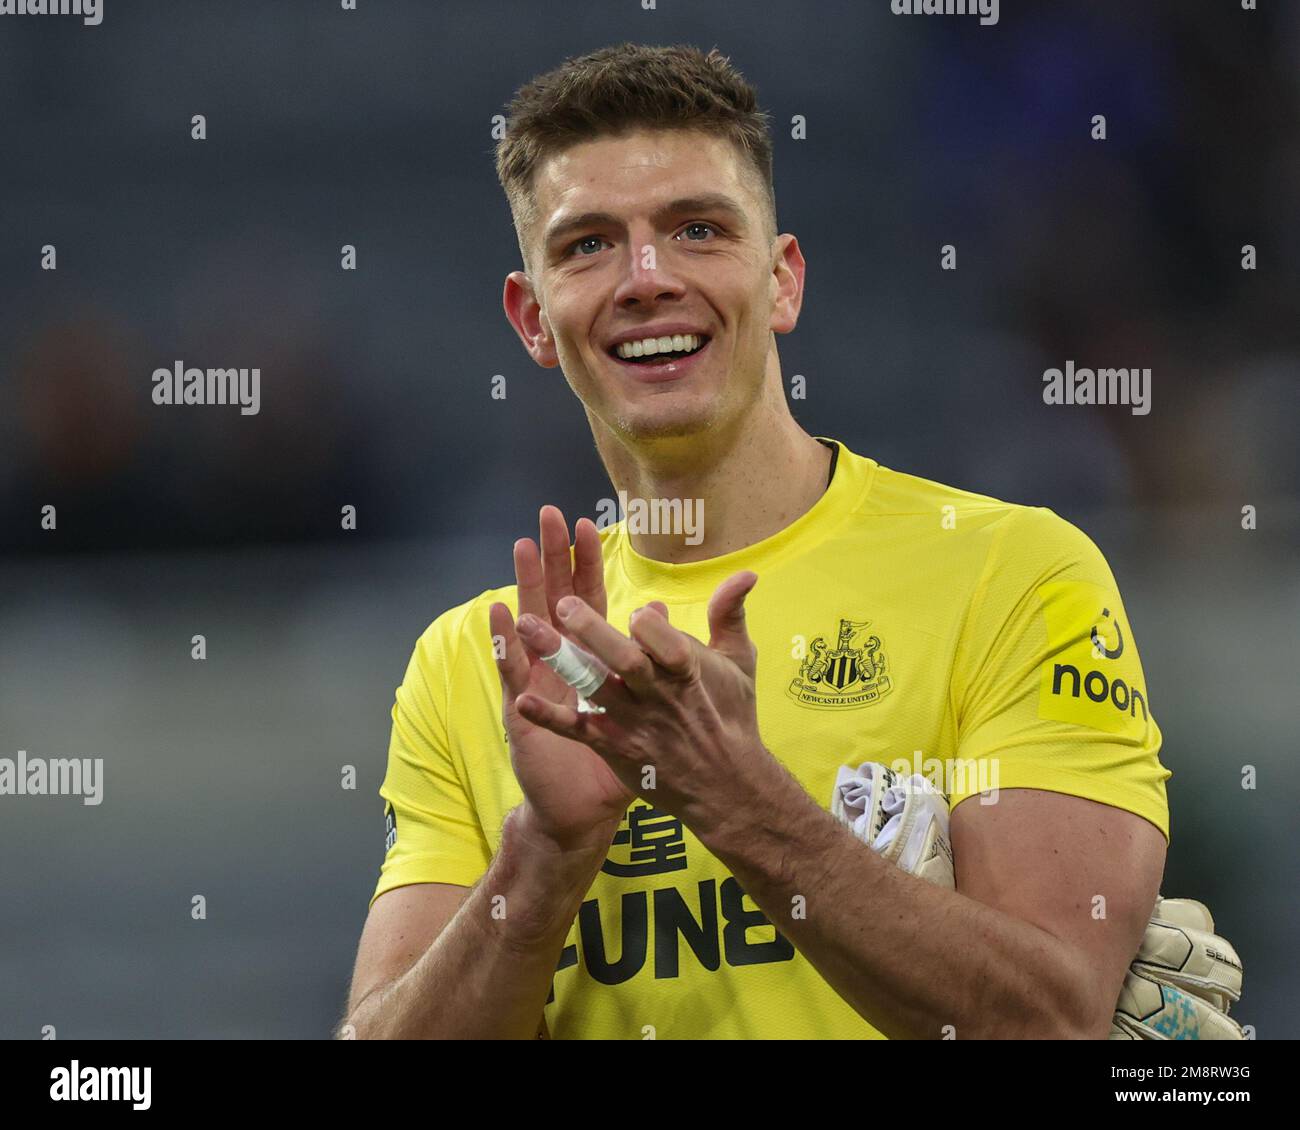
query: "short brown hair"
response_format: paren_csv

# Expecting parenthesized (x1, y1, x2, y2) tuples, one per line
(495, 43, 777, 270)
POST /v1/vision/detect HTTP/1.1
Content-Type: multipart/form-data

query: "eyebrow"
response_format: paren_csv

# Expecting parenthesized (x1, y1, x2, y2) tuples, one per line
(542, 192, 749, 251)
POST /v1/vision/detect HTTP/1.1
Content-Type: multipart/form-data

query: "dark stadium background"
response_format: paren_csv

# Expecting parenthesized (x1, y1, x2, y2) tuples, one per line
(0, 0, 1296, 1037)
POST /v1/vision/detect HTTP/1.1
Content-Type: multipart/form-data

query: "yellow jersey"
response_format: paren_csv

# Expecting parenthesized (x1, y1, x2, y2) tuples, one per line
(372, 437, 1169, 1038)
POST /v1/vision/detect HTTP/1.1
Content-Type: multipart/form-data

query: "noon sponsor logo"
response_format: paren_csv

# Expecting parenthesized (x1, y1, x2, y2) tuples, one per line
(1037, 584, 1152, 735)
(1049, 605, 1149, 720)
(1049, 662, 1149, 721)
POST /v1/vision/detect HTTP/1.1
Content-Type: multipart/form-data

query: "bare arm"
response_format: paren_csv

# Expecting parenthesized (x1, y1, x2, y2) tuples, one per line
(696, 762, 1165, 1039)
(342, 509, 628, 1038)
(341, 804, 614, 1040)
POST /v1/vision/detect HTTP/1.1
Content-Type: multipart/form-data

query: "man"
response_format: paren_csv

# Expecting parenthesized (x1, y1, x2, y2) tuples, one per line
(341, 42, 1170, 1039)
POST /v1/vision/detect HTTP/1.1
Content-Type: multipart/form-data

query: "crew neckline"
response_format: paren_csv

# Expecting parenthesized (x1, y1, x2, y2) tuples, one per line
(817, 435, 840, 488)
(609, 436, 875, 601)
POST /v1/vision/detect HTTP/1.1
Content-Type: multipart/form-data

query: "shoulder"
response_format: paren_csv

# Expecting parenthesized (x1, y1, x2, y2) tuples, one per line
(407, 582, 519, 681)
(866, 459, 1110, 576)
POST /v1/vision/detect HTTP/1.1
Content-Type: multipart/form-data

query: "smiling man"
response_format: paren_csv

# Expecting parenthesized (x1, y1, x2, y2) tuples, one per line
(341, 43, 1174, 1040)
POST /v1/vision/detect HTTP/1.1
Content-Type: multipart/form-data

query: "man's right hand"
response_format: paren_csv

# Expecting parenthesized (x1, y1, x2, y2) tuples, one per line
(490, 505, 634, 853)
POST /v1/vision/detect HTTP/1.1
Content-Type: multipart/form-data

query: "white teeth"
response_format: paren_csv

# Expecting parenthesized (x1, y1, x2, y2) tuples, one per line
(614, 333, 704, 360)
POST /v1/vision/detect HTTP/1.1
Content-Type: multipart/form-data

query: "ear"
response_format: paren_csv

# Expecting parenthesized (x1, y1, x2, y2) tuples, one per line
(769, 233, 806, 336)
(503, 271, 560, 368)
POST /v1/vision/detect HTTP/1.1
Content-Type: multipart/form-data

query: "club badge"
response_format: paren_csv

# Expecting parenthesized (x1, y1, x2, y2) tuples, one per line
(787, 618, 893, 709)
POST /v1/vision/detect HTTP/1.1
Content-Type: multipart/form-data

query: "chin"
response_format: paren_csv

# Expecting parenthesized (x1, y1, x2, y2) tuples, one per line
(614, 403, 721, 441)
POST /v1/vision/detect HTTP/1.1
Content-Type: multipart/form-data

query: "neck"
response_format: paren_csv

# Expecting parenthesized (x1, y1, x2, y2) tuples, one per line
(590, 377, 833, 564)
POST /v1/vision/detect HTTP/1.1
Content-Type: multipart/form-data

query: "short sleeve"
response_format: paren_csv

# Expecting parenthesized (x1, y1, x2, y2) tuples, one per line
(370, 605, 493, 907)
(949, 506, 1170, 842)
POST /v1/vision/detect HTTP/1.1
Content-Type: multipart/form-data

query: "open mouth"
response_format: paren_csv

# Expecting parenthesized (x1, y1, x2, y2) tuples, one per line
(608, 333, 711, 367)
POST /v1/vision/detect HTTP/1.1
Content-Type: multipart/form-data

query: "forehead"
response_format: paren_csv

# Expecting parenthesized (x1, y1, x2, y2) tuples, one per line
(533, 128, 752, 222)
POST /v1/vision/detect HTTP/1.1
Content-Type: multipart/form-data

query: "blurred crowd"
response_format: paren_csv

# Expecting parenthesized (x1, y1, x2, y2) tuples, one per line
(0, 1, 1295, 554)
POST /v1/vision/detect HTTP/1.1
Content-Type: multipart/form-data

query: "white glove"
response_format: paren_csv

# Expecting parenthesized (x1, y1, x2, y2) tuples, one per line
(1109, 896, 1245, 1040)
(831, 764, 1246, 1040)
(831, 762, 954, 888)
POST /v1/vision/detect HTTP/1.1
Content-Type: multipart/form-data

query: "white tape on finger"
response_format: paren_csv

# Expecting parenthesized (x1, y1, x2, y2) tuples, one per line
(540, 635, 608, 713)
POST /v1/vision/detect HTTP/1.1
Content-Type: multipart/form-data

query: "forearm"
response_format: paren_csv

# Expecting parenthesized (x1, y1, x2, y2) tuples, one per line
(348, 805, 612, 1039)
(696, 759, 1100, 1039)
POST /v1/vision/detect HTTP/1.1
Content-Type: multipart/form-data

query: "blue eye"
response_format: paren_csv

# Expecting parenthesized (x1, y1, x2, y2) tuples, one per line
(570, 236, 608, 257)
(679, 222, 718, 242)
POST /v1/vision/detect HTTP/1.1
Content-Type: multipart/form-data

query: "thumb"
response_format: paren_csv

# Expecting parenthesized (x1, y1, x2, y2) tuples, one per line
(707, 571, 758, 675)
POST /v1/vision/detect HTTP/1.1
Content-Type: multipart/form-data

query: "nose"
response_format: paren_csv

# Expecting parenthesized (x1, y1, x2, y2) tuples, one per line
(612, 231, 687, 308)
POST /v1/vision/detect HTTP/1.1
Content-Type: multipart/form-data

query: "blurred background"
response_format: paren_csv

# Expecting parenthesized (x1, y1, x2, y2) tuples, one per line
(0, 0, 1296, 1037)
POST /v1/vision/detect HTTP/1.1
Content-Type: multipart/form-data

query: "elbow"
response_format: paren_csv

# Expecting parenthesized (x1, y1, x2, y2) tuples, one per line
(997, 966, 1113, 1040)
(334, 1009, 369, 1039)
(1035, 972, 1115, 1040)
(1031, 1007, 1110, 1040)
(336, 986, 385, 1040)
(1063, 962, 1123, 1040)
(1004, 1006, 1106, 1041)
(1071, 997, 1118, 1041)
(1024, 938, 1118, 1039)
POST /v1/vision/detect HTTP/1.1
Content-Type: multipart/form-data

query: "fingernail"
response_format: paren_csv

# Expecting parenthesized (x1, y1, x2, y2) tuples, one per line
(557, 596, 578, 619)
(517, 614, 538, 635)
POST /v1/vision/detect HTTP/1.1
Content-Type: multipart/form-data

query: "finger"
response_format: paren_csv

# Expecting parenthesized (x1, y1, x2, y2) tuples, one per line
(516, 690, 606, 748)
(707, 571, 759, 676)
(555, 595, 659, 700)
(516, 611, 634, 713)
(514, 611, 565, 660)
(489, 601, 532, 702)
(514, 537, 548, 624)
(573, 517, 607, 619)
(628, 605, 695, 678)
(539, 505, 577, 627)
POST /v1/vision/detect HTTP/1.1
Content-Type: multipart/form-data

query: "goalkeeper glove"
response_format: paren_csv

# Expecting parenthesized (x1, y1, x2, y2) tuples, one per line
(830, 762, 1246, 1039)
(1109, 896, 1244, 1040)
(831, 761, 954, 888)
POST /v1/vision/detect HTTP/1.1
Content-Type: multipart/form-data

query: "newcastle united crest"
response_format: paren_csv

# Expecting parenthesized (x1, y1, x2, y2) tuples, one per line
(787, 618, 893, 709)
